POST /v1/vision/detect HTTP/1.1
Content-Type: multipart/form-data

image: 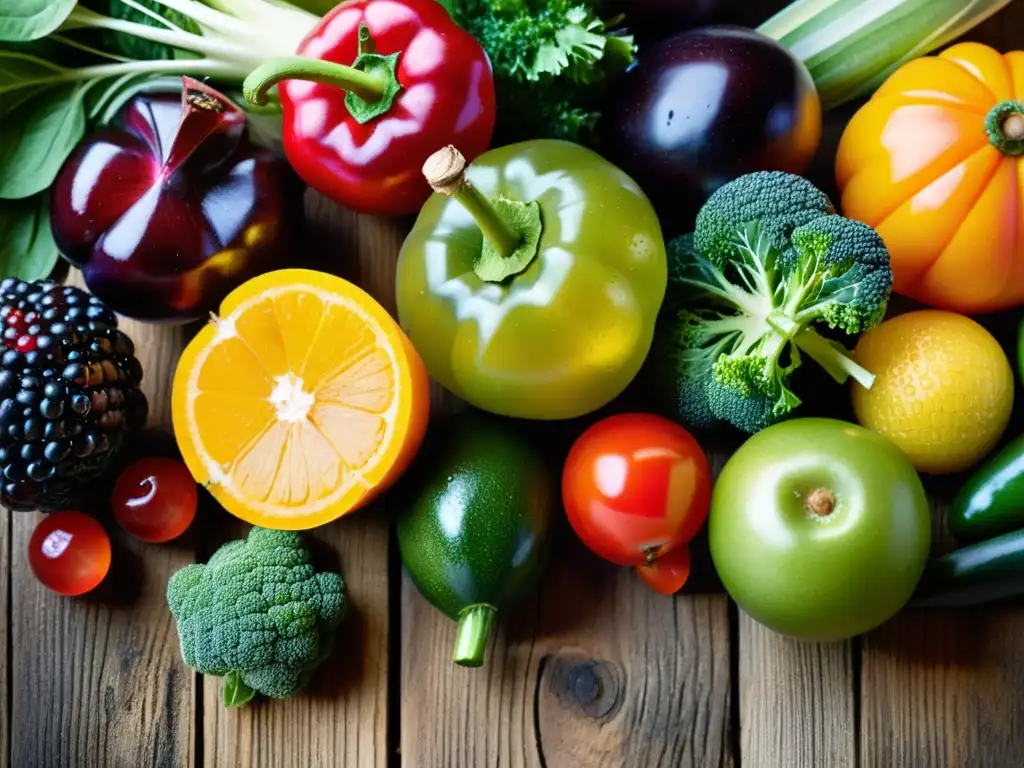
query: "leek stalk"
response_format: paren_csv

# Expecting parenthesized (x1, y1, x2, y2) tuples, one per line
(758, 0, 1017, 110)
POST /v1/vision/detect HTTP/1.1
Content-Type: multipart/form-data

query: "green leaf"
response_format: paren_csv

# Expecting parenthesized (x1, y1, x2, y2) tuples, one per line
(104, 0, 201, 61)
(222, 672, 257, 708)
(0, 79, 88, 199)
(0, 0, 77, 42)
(0, 195, 60, 281)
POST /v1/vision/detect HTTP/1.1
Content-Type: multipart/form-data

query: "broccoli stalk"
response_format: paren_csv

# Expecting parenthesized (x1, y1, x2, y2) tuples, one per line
(654, 171, 892, 434)
(167, 527, 347, 708)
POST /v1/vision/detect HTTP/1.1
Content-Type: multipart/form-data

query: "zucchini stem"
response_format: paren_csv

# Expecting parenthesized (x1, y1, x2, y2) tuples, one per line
(453, 603, 497, 667)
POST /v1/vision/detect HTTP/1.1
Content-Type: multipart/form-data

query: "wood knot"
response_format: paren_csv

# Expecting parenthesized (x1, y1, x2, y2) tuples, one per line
(543, 654, 623, 720)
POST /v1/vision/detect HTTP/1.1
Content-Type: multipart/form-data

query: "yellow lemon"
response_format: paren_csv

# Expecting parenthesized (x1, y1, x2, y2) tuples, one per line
(851, 310, 1013, 475)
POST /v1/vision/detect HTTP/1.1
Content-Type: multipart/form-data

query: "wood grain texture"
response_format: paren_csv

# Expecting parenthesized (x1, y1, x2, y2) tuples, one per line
(202, 196, 403, 767)
(202, 512, 391, 768)
(9, 274, 194, 768)
(739, 616, 855, 768)
(397, 405, 732, 767)
(401, 529, 733, 767)
(1, 507, 7, 768)
(859, 489, 1024, 768)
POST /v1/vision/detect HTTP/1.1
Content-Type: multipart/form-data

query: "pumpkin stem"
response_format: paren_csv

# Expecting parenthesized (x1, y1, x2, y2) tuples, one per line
(985, 101, 1024, 156)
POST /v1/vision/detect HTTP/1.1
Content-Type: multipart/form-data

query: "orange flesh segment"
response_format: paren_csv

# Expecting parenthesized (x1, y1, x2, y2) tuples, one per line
(177, 274, 425, 529)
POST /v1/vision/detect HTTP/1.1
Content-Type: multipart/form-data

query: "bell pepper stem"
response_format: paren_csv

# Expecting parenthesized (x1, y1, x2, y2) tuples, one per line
(452, 603, 497, 667)
(243, 55, 387, 106)
(986, 101, 1024, 156)
(423, 146, 521, 257)
(359, 24, 377, 56)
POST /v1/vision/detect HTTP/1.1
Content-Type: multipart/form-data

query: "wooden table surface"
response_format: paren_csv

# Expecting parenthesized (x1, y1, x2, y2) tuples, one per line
(5, 3, 1024, 766)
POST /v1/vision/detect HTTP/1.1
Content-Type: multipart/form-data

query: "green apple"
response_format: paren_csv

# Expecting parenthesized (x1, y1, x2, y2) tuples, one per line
(709, 418, 931, 641)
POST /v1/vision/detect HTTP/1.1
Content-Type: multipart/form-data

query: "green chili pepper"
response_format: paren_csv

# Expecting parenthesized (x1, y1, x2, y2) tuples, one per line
(911, 528, 1024, 608)
(394, 140, 667, 421)
(948, 434, 1024, 544)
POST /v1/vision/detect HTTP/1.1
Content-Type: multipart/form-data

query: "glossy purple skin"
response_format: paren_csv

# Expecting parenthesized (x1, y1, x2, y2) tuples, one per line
(600, 26, 821, 230)
(50, 91, 303, 323)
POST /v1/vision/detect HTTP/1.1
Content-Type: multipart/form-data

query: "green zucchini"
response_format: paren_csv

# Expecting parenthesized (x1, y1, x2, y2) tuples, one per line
(395, 413, 553, 668)
(910, 528, 1024, 608)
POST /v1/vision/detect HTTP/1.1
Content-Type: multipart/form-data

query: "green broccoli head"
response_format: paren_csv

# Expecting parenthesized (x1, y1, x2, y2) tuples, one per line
(694, 171, 835, 266)
(787, 216, 893, 335)
(647, 170, 892, 434)
(167, 527, 346, 707)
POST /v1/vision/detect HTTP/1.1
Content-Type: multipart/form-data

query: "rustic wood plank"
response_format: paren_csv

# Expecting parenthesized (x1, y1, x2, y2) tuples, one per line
(202, 195, 402, 768)
(739, 616, 855, 767)
(859, 493, 1024, 767)
(400, 438, 734, 767)
(401, 562, 733, 767)
(203, 512, 391, 768)
(9, 275, 195, 767)
(1, 507, 8, 768)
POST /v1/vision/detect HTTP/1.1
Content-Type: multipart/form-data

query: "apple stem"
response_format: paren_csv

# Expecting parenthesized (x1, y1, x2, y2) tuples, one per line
(806, 488, 836, 517)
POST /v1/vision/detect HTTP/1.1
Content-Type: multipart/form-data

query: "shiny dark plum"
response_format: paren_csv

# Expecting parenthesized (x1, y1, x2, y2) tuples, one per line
(601, 26, 821, 228)
(50, 78, 304, 324)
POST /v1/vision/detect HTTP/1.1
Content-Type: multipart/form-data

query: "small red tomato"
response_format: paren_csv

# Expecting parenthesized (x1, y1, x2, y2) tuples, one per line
(112, 457, 197, 543)
(636, 543, 692, 595)
(562, 413, 711, 593)
(29, 511, 112, 596)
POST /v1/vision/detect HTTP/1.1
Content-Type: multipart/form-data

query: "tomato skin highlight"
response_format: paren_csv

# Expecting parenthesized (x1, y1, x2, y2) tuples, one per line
(28, 511, 112, 597)
(112, 458, 198, 543)
(561, 413, 711, 570)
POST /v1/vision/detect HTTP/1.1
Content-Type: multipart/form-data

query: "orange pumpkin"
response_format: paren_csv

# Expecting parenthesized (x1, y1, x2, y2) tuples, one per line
(836, 42, 1024, 314)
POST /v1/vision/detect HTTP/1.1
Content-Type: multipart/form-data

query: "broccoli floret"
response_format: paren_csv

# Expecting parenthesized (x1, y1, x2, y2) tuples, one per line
(650, 171, 892, 434)
(167, 527, 346, 708)
(694, 171, 835, 265)
(787, 216, 893, 334)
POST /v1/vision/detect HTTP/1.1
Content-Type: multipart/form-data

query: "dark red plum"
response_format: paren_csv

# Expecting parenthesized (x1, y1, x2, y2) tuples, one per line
(50, 78, 304, 323)
(600, 26, 821, 229)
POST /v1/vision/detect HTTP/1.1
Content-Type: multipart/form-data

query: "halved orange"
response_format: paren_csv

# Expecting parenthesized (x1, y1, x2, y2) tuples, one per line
(171, 269, 430, 530)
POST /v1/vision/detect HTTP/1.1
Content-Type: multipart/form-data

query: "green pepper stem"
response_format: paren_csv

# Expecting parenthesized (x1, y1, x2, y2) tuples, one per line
(243, 54, 387, 107)
(359, 24, 377, 56)
(986, 101, 1024, 156)
(423, 146, 521, 258)
(452, 603, 497, 667)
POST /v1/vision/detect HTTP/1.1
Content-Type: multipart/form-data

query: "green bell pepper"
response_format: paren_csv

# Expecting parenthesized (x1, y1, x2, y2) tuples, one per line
(394, 140, 667, 420)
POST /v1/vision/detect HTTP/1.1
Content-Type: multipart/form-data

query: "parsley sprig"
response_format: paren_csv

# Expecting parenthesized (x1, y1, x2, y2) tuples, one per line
(455, 0, 635, 145)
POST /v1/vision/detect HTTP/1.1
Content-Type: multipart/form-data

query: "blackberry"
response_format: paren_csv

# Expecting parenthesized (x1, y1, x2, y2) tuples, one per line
(0, 279, 147, 512)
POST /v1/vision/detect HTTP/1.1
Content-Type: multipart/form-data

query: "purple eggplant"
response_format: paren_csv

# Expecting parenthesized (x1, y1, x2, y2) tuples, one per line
(50, 78, 303, 323)
(600, 25, 821, 229)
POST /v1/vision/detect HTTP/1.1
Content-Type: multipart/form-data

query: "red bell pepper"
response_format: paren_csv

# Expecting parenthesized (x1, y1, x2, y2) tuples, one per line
(244, 0, 496, 216)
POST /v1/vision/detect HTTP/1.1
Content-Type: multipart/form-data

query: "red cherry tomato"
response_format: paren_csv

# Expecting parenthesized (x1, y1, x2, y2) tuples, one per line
(562, 413, 711, 593)
(28, 511, 112, 596)
(636, 543, 692, 595)
(112, 457, 197, 543)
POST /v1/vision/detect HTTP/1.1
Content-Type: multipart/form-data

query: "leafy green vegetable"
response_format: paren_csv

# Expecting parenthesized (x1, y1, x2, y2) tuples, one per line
(103, 0, 201, 61)
(758, 0, 1015, 109)
(0, 0, 77, 42)
(0, 0, 322, 279)
(0, 195, 60, 281)
(455, 0, 634, 144)
(167, 527, 347, 707)
(650, 171, 893, 435)
(0, 59, 88, 198)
